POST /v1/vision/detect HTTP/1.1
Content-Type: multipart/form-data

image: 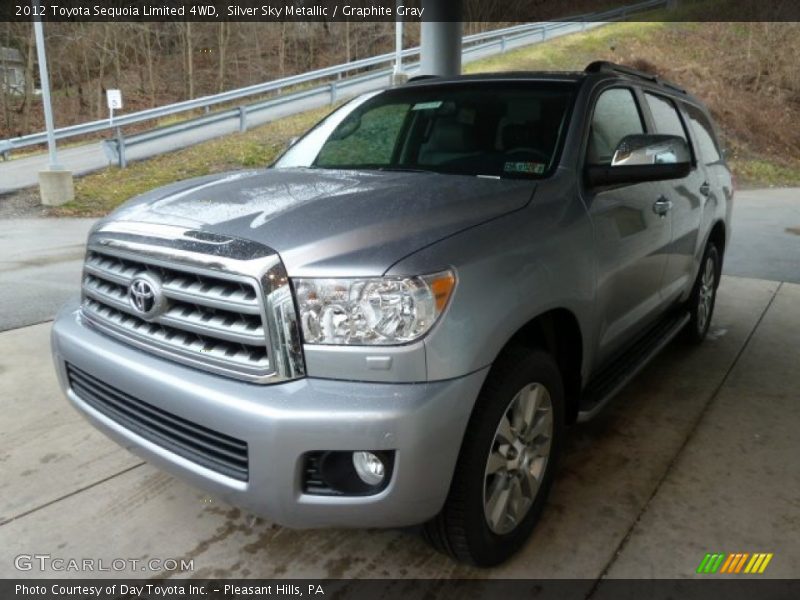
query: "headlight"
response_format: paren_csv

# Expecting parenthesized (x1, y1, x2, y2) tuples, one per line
(293, 270, 455, 345)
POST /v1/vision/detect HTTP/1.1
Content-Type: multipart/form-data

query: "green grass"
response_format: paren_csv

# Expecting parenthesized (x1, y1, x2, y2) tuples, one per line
(51, 106, 332, 217)
(731, 159, 800, 188)
(45, 13, 797, 217)
(465, 21, 666, 74)
(52, 21, 670, 218)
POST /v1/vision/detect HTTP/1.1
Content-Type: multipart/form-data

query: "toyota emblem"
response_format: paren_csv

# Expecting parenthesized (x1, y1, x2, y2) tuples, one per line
(128, 272, 165, 320)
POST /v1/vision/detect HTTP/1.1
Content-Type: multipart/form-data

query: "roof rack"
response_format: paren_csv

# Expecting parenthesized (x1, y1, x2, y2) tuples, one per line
(407, 74, 440, 83)
(584, 61, 686, 94)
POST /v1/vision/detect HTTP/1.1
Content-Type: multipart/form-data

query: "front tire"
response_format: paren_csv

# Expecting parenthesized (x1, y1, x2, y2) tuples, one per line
(684, 242, 720, 344)
(423, 347, 564, 566)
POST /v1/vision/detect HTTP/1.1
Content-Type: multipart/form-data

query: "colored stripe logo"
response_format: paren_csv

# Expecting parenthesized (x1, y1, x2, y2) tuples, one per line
(697, 552, 773, 574)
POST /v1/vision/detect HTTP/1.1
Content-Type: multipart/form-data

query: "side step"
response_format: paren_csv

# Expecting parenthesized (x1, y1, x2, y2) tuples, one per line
(577, 311, 691, 422)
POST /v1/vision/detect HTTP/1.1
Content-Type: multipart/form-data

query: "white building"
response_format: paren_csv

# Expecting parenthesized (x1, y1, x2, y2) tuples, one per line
(1, 47, 26, 95)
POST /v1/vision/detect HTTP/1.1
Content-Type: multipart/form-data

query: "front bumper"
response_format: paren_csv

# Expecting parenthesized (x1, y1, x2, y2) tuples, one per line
(51, 300, 487, 528)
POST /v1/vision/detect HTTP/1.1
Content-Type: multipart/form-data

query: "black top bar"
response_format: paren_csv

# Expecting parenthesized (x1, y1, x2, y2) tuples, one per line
(585, 60, 687, 94)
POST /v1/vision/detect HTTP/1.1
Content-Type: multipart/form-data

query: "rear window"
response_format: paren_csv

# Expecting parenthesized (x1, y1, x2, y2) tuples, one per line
(683, 103, 722, 164)
(279, 82, 577, 179)
(645, 93, 688, 141)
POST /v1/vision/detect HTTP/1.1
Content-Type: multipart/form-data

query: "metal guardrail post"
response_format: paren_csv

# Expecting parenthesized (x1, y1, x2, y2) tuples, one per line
(330, 81, 338, 104)
(116, 127, 127, 169)
(500, 36, 507, 53)
(238, 106, 247, 132)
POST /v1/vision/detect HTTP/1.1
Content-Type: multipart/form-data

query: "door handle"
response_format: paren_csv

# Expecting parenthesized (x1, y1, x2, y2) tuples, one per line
(699, 181, 711, 196)
(653, 196, 673, 216)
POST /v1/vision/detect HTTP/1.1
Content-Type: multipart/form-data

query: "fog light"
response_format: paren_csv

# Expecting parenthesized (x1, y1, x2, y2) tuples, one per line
(352, 451, 385, 486)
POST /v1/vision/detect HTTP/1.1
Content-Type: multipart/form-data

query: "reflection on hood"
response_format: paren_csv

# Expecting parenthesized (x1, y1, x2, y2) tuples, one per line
(107, 168, 536, 276)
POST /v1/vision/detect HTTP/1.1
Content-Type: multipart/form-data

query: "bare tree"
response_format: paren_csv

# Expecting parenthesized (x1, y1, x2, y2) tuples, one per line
(216, 22, 230, 93)
(182, 22, 194, 99)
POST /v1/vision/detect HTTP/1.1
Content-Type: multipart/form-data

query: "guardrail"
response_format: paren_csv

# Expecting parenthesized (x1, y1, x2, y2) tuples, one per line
(2, 0, 668, 166)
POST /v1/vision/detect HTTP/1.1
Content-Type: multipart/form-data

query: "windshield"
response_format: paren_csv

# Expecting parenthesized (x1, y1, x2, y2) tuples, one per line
(275, 82, 576, 178)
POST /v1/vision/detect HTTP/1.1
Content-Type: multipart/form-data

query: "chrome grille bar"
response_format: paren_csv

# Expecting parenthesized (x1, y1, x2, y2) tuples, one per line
(81, 246, 277, 382)
(84, 251, 263, 314)
(83, 274, 267, 346)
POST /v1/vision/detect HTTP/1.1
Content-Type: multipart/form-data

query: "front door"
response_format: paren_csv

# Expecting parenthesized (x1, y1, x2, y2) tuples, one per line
(584, 86, 672, 364)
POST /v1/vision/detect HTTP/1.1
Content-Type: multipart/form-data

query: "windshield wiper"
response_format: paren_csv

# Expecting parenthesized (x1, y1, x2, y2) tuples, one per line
(376, 167, 436, 174)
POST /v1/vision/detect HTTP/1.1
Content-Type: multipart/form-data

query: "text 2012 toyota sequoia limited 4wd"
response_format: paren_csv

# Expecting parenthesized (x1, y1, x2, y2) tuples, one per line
(52, 62, 732, 566)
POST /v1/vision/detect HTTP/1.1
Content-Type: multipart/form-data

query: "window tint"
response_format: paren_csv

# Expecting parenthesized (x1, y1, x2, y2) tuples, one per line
(587, 88, 644, 165)
(645, 93, 687, 140)
(684, 104, 721, 164)
(316, 104, 409, 166)
(285, 83, 576, 179)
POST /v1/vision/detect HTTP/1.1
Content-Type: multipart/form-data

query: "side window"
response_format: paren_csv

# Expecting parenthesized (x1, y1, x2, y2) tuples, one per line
(683, 104, 722, 164)
(587, 88, 644, 165)
(644, 93, 687, 140)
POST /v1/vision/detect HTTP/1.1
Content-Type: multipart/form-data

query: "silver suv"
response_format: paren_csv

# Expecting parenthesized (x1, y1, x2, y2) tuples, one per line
(52, 62, 732, 566)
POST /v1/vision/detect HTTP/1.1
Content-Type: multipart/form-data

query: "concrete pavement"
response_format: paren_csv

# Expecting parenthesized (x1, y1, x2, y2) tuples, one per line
(0, 188, 797, 579)
(723, 187, 800, 285)
(0, 276, 797, 580)
(0, 218, 96, 331)
(607, 281, 800, 578)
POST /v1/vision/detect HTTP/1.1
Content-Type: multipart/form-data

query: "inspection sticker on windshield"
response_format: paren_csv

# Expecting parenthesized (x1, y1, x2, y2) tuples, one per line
(412, 101, 443, 111)
(504, 161, 546, 175)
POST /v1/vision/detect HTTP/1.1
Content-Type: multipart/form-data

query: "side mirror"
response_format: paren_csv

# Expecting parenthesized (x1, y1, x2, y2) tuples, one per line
(586, 134, 691, 187)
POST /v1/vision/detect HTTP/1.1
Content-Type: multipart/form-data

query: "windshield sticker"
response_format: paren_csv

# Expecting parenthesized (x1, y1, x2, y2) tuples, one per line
(412, 101, 443, 111)
(504, 161, 546, 175)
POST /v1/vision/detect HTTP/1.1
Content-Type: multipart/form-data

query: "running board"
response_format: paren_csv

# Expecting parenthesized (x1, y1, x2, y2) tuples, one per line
(577, 311, 691, 422)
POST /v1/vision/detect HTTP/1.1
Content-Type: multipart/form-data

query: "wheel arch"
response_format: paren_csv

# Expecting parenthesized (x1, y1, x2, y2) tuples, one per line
(495, 308, 584, 424)
(707, 219, 726, 277)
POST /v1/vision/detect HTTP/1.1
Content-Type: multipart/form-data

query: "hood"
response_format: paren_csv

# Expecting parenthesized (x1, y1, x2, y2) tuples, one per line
(106, 168, 536, 276)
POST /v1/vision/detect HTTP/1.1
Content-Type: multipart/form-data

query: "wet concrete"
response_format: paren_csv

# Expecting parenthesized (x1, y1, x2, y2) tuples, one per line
(1, 276, 797, 580)
(0, 218, 97, 332)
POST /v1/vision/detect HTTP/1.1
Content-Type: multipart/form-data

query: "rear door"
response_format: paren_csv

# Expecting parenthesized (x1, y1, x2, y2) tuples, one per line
(641, 91, 706, 303)
(584, 86, 673, 364)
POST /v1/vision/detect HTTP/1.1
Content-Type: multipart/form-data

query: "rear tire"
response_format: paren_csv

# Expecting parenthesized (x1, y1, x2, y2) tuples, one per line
(683, 242, 720, 344)
(423, 346, 564, 566)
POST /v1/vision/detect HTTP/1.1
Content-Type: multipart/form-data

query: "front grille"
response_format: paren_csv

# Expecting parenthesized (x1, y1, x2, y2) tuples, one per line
(67, 364, 249, 481)
(81, 249, 273, 381)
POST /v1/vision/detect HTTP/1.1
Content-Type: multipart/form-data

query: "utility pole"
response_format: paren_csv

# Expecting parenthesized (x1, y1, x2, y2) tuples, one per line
(33, 0, 74, 206)
(391, 0, 408, 85)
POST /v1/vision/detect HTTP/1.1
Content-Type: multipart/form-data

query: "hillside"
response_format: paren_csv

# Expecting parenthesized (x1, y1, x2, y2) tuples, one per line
(4, 19, 800, 218)
(467, 20, 800, 186)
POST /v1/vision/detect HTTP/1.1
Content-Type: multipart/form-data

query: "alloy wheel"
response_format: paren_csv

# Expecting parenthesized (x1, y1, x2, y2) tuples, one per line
(483, 382, 554, 535)
(697, 254, 716, 332)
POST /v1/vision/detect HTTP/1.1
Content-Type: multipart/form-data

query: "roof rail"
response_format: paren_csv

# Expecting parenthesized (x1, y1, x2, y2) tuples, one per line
(407, 74, 440, 83)
(584, 60, 686, 94)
